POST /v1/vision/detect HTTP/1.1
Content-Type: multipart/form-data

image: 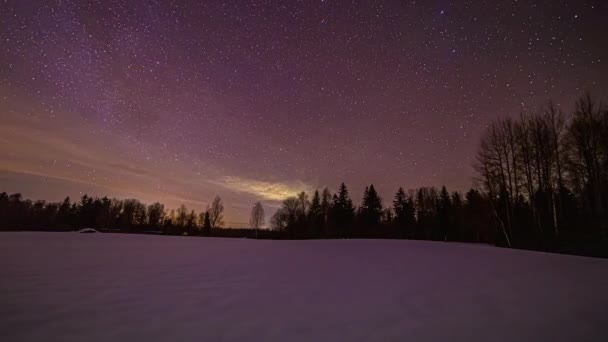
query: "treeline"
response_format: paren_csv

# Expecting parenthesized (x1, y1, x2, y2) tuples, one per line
(1, 94, 606, 257)
(269, 184, 492, 243)
(475, 93, 608, 252)
(0, 193, 226, 236)
(266, 93, 608, 256)
(0, 184, 492, 245)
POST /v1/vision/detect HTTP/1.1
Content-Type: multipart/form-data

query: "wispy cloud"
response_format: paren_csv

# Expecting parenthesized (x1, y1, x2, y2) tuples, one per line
(214, 176, 312, 201)
(0, 103, 312, 221)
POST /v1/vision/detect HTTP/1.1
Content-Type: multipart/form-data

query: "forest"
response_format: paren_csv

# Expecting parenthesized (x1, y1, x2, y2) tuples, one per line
(1, 94, 607, 257)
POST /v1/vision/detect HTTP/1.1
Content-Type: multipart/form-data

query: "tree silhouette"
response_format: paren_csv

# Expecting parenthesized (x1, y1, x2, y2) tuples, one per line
(203, 211, 211, 235)
(308, 190, 324, 237)
(209, 196, 224, 229)
(270, 206, 289, 232)
(359, 184, 383, 230)
(186, 210, 197, 234)
(393, 187, 415, 238)
(437, 186, 452, 242)
(321, 187, 332, 233)
(331, 183, 355, 238)
(176, 204, 188, 229)
(147, 203, 165, 228)
(250, 201, 265, 230)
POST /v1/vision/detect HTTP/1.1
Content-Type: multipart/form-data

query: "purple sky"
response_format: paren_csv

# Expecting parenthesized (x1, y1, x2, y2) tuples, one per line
(1, 1, 607, 226)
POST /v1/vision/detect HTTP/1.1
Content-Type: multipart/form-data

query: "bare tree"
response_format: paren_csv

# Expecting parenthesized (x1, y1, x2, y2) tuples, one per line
(297, 191, 309, 214)
(516, 113, 541, 232)
(270, 208, 289, 231)
(566, 94, 607, 236)
(475, 126, 512, 246)
(147, 202, 165, 227)
(544, 102, 566, 237)
(208, 196, 224, 229)
(283, 196, 300, 225)
(250, 201, 265, 230)
(176, 204, 188, 228)
(270, 196, 301, 235)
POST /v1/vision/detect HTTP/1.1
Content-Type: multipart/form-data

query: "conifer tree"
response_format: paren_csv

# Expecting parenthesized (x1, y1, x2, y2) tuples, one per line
(334, 183, 355, 237)
(308, 190, 323, 237)
(360, 184, 383, 228)
(393, 187, 415, 237)
(438, 186, 452, 241)
(203, 211, 211, 235)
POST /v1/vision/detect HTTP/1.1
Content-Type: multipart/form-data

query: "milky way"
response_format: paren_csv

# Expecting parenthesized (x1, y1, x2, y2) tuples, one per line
(1, 1, 607, 226)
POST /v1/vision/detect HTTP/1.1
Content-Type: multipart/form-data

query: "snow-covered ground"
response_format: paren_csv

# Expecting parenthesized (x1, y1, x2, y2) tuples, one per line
(1, 232, 607, 341)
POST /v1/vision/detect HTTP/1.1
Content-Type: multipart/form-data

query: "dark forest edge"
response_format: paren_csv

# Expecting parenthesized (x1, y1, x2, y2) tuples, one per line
(1, 94, 607, 258)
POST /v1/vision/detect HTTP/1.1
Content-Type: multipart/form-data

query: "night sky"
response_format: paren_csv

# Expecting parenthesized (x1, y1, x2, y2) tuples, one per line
(1, 1, 607, 226)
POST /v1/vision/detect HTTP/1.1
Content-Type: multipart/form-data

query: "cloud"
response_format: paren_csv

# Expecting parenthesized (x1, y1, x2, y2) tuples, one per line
(0, 100, 312, 222)
(214, 176, 313, 201)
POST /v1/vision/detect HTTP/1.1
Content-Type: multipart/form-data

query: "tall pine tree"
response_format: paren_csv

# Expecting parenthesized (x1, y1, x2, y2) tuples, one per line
(334, 183, 355, 237)
(393, 187, 415, 237)
(360, 184, 383, 229)
(438, 186, 452, 241)
(308, 189, 323, 237)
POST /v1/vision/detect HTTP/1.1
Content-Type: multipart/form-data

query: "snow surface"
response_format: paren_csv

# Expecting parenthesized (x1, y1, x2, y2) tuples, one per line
(1, 232, 607, 342)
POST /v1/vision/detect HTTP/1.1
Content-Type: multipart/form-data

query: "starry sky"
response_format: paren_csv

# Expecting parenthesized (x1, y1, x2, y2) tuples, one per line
(1, 1, 607, 226)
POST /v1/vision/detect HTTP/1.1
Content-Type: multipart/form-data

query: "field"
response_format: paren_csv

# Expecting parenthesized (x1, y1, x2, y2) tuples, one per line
(1, 232, 607, 341)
